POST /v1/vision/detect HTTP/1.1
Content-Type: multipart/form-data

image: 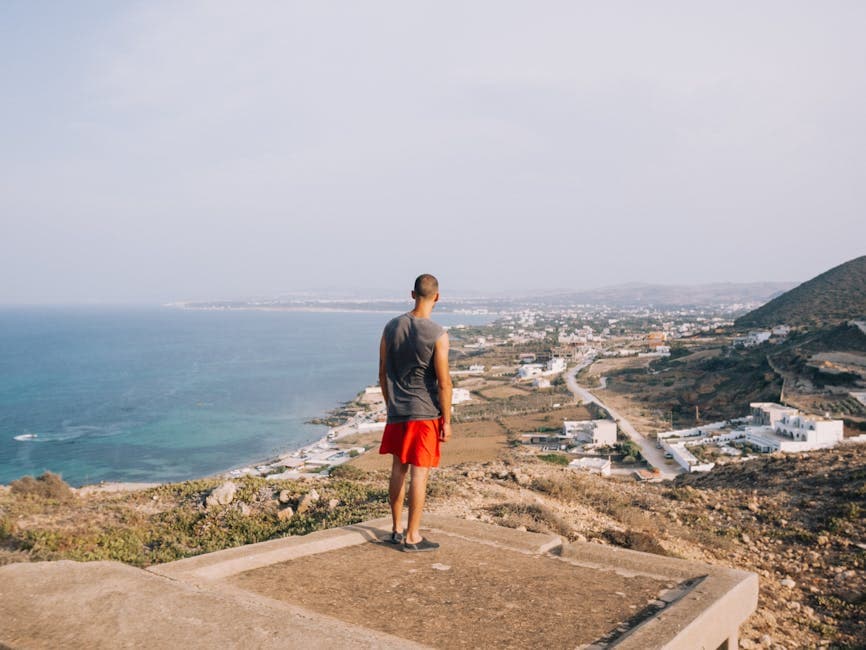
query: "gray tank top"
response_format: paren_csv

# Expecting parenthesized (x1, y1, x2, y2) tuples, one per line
(382, 312, 446, 423)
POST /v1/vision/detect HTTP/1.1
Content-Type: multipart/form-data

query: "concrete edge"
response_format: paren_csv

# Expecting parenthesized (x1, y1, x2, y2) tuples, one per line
(559, 541, 720, 581)
(627, 568, 759, 650)
(150, 515, 563, 584)
(422, 514, 563, 554)
(557, 541, 759, 650)
(148, 516, 757, 650)
(150, 523, 383, 583)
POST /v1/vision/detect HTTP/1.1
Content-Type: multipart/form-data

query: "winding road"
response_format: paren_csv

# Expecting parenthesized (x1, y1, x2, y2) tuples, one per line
(566, 359, 682, 480)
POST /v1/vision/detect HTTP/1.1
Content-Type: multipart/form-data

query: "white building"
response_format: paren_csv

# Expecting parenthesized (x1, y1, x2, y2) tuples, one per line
(563, 420, 617, 446)
(734, 331, 772, 347)
(569, 457, 611, 477)
(749, 331, 772, 345)
(663, 442, 715, 473)
(452, 388, 472, 404)
(360, 385, 385, 404)
(749, 402, 799, 427)
(638, 346, 671, 358)
(533, 377, 551, 389)
(747, 402, 843, 450)
(469, 364, 485, 373)
(546, 357, 567, 373)
(659, 405, 850, 472)
(357, 421, 387, 433)
(517, 364, 544, 379)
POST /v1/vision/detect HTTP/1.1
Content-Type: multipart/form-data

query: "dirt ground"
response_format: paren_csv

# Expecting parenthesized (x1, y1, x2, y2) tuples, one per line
(478, 384, 530, 400)
(231, 532, 671, 649)
(584, 356, 653, 378)
(499, 405, 592, 434)
(594, 389, 670, 436)
(345, 420, 509, 471)
(453, 377, 488, 389)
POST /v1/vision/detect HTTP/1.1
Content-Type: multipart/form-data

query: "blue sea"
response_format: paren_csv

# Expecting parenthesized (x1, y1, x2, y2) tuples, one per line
(0, 307, 492, 486)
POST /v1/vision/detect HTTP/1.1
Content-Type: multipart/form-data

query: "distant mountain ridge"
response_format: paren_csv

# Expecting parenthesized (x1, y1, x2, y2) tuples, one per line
(735, 256, 866, 329)
(179, 281, 798, 312)
(536, 282, 796, 307)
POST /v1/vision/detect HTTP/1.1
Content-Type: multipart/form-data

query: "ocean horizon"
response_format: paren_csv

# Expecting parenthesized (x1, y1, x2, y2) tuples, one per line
(0, 306, 492, 487)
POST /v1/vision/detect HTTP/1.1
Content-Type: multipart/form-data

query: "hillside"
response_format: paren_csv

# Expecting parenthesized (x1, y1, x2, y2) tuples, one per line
(736, 255, 866, 329)
(2, 445, 865, 647)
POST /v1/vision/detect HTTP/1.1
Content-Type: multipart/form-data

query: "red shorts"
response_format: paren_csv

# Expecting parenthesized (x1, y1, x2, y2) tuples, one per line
(379, 418, 441, 467)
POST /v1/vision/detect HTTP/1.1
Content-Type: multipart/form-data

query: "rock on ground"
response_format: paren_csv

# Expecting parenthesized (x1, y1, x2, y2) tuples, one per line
(205, 482, 237, 508)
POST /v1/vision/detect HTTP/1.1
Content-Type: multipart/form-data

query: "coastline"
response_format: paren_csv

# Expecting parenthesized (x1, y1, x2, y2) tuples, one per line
(214, 392, 386, 483)
(1, 310, 494, 491)
(50, 387, 387, 493)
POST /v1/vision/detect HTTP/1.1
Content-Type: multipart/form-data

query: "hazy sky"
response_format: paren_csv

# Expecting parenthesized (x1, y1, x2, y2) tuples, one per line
(2, 1, 864, 303)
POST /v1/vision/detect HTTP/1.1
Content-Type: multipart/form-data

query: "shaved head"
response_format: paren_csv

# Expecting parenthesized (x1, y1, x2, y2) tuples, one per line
(413, 274, 439, 299)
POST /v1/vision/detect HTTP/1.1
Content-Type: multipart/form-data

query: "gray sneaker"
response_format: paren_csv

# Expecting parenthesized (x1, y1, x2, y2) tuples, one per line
(388, 531, 404, 544)
(402, 538, 440, 552)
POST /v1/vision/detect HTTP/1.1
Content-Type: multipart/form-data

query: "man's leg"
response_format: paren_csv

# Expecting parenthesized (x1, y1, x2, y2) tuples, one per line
(405, 464, 430, 544)
(388, 455, 409, 534)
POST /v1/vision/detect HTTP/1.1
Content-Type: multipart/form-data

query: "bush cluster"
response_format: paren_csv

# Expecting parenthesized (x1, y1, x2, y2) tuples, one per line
(9, 472, 74, 502)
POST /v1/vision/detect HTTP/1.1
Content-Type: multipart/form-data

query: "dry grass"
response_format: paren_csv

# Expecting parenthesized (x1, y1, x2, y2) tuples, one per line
(478, 385, 529, 399)
(499, 405, 592, 434)
(9, 473, 74, 502)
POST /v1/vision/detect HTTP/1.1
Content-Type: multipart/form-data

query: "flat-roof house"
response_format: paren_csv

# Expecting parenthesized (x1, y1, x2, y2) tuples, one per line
(563, 420, 617, 446)
(546, 357, 567, 373)
(748, 402, 844, 451)
(452, 388, 472, 404)
(569, 457, 611, 477)
(750, 403, 799, 428)
(517, 364, 544, 379)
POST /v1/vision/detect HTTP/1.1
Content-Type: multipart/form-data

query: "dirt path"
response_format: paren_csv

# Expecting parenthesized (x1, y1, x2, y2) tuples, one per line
(566, 362, 681, 480)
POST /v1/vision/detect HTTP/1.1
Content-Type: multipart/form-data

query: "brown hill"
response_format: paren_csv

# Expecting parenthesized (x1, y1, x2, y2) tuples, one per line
(735, 255, 866, 329)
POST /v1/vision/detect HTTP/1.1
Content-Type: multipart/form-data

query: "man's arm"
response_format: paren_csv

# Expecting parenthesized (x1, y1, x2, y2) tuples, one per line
(378, 335, 389, 405)
(433, 332, 452, 442)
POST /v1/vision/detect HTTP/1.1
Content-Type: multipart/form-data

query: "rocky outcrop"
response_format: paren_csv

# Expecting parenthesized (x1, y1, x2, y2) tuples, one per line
(297, 489, 320, 515)
(205, 482, 237, 508)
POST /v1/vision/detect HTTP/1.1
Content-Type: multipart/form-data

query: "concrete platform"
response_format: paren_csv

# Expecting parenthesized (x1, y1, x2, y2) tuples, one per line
(0, 516, 757, 649)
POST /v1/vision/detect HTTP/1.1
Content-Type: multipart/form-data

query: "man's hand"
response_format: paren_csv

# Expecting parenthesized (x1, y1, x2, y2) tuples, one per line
(439, 421, 452, 443)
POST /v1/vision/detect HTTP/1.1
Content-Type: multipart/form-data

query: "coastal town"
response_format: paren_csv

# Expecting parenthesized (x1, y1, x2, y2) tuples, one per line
(222, 300, 866, 484)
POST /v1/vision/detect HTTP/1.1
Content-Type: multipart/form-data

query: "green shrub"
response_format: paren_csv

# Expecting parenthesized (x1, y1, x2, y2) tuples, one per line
(538, 453, 570, 466)
(329, 464, 367, 480)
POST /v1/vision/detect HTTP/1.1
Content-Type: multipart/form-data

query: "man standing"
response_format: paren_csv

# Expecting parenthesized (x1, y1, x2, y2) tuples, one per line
(378, 273, 452, 552)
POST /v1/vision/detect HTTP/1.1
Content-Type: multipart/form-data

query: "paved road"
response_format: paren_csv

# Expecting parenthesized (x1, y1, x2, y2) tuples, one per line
(566, 361, 682, 480)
